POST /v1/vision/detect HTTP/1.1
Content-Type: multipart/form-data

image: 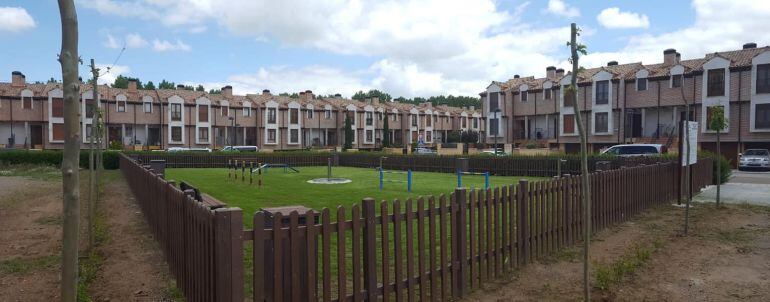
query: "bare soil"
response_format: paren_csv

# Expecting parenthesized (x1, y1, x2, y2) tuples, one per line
(461, 203, 770, 302)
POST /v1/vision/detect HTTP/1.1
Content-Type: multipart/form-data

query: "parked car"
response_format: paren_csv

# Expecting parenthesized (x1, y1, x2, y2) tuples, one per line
(600, 144, 666, 157)
(738, 149, 770, 171)
(415, 147, 437, 155)
(481, 149, 508, 156)
(166, 147, 212, 153)
(221, 145, 258, 152)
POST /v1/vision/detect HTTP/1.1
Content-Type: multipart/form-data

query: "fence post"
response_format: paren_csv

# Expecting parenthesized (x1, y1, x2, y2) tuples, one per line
(457, 170, 462, 188)
(362, 198, 377, 301)
(408, 170, 413, 192)
(215, 207, 244, 302)
(451, 187, 468, 297)
(516, 179, 529, 265)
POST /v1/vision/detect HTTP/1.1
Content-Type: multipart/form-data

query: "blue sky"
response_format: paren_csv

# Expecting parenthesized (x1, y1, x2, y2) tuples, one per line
(0, 0, 767, 98)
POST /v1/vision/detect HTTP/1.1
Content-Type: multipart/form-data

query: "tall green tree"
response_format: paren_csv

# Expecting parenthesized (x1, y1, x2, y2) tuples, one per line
(708, 106, 727, 208)
(382, 114, 390, 147)
(343, 115, 354, 150)
(195, 84, 205, 91)
(144, 81, 156, 90)
(158, 79, 175, 89)
(57, 0, 80, 300)
(567, 23, 591, 301)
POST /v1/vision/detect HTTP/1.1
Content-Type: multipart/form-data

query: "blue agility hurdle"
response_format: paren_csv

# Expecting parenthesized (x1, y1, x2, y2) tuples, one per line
(456, 170, 490, 190)
(379, 168, 412, 192)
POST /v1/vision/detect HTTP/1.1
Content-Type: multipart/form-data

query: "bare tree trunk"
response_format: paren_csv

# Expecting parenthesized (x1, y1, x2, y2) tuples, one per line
(569, 23, 592, 301)
(681, 73, 692, 235)
(716, 129, 721, 207)
(87, 59, 99, 251)
(57, 1, 80, 301)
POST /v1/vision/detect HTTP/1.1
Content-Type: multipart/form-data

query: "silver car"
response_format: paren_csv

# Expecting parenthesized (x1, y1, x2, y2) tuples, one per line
(738, 149, 770, 171)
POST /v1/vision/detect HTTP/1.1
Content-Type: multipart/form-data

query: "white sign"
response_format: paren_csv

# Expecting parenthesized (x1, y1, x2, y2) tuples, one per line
(682, 121, 698, 166)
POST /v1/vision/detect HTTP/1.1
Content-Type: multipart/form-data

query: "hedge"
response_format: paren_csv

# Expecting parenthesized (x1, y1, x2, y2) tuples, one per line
(0, 150, 120, 170)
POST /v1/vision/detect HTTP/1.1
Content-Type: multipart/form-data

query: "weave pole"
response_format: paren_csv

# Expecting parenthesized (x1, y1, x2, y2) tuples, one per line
(484, 172, 489, 190)
(250, 162, 254, 185)
(241, 160, 245, 182)
(407, 169, 412, 192)
(228, 160, 232, 179)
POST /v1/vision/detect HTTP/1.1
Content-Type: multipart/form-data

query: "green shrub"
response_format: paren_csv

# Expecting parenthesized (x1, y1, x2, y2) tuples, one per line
(525, 143, 537, 149)
(701, 151, 731, 184)
(0, 150, 120, 170)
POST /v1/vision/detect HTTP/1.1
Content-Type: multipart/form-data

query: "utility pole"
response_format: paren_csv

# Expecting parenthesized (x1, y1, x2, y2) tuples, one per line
(57, 0, 80, 301)
(87, 59, 98, 251)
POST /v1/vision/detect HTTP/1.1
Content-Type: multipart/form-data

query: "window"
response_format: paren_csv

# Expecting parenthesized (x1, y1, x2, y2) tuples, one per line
(143, 102, 152, 113)
(86, 124, 93, 139)
(637, 78, 647, 91)
(563, 114, 575, 134)
(85, 99, 95, 118)
(426, 131, 432, 142)
(564, 89, 575, 107)
(117, 101, 126, 112)
(411, 115, 418, 127)
(366, 130, 373, 142)
(290, 129, 299, 143)
(325, 109, 332, 119)
(706, 106, 725, 130)
(290, 108, 299, 124)
(595, 80, 609, 105)
(307, 109, 313, 119)
(52, 123, 65, 141)
(757, 64, 770, 94)
(757, 103, 770, 129)
(461, 117, 467, 128)
(171, 126, 182, 142)
(198, 105, 209, 122)
(595, 112, 609, 133)
(473, 117, 478, 128)
(545, 89, 552, 100)
(426, 114, 432, 127)
(392, 113, 398, 121)
(707, 69, 725, 97)
(378, 112, 383, 121)
(170, 104, 182, 121)
(267, 108, 277, 124)
(489, 92, 499, 111)
(22, 97, 32, 109)
(366, 112, 373, 126)
(520, 90, 528, 102)
(243, 107, 251, 117)
(221, 106, 229, 116)
(267, 129, 276, 143)
(198, 127, 209, 141)
(489, 118, 499, 135)
(672, 75, 683, 88)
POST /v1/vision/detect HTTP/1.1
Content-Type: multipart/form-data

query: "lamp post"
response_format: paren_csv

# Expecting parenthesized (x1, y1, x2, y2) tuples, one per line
(493, 108, 501, 155)
(228, 116, 235, 146)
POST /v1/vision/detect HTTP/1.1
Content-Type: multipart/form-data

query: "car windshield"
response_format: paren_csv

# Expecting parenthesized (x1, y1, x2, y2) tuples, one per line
(744, 149, 769, 156)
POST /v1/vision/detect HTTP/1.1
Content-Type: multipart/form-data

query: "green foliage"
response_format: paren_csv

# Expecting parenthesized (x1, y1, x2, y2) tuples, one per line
(195, 84, 205, 92)
(209, 88, 221, 94)
(108, 140, 123, 150)
(0, 255, 59, 275)
(343, 116, 354, 150)
(708, 106, 728, 131)
(0, 150, 120, 170)
(594, 245, 652, 290)
(394, 95, 480, 109)
(143, 81, 156, 90)
(525, 143, 537, 149)
(352, 89, 392, 102)
(460, 130, 479, 144)
(111, 75, 142, 89)
(158, 79, 176, 89)
(446, 131, 461, 143)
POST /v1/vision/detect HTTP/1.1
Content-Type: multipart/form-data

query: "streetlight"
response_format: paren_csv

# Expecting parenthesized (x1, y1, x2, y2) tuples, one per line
(493, 108, 501, 155)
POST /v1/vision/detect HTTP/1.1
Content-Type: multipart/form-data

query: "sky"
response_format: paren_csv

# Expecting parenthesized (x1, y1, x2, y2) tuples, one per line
(0, 0, 769, 99)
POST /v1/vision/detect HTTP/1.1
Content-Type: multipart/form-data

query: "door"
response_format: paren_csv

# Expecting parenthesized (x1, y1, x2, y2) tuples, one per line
(108, 126, 121, 146)
(30, 125, 43, 147)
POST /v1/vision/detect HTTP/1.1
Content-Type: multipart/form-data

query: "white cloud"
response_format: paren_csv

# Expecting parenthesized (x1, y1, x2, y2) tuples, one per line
(152, 39, 191, 52)
(95, 64, 131, 85)
(126, 33, 149, 48)
(0, 7, 36, 33)
(545, 0, 580, 18)
(104, 34, 121, 49)
(597, 7, 650, 29)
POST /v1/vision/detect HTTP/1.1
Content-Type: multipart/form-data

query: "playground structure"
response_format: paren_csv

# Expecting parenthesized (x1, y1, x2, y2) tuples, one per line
(307, 157, 352, 184)
(456, 170, 490, 190)
(379, 168, 412, 192)
(227, 159, 264, 187)
(252, 163, 300, 174)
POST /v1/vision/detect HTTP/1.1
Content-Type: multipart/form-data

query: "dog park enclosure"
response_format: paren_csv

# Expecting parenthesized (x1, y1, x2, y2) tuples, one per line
(120, 153, 713, 301)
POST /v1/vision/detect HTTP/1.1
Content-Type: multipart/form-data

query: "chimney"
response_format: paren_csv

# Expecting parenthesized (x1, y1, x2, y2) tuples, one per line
(546, 66, 556, 78)
(11, 71, 25, 87)
(743, 42, 757, 49)
(299, 91, 306, 100)
(607, 61, 618, 66)
(513, 74, 520, 79)
(176, 84, 185, 90)
(334, 93, 342, 99)
(555, 68, 565, 78)
(222, 85, 233, 98)
(470, 105, 475, 111)
(262, 89, 271, 95)
(305, 89, 314, 100)
(664, 48, 679, 65)
(364, 97, 372, 104)
(128, 79, 138, 94)
(372, 96, 380, 105)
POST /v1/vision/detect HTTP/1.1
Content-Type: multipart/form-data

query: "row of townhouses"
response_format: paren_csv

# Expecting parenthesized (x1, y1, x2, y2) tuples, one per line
(481, 42, 770, 162)
(0, 74, 483, 151)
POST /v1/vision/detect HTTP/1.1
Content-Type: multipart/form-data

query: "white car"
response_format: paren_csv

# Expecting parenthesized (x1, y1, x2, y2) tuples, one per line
(601, 144, 666, 157)
(738, 149, 770, 171)
(482, 149, 508, 156)
(166, 147, 211, 153)
(221, 145, 258, 152)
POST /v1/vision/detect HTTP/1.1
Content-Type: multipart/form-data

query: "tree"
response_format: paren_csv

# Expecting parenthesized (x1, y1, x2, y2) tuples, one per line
(111, 75, 142, 89)
(708, 106, 727, 208)
(209, 88, 221, 94)
(48, 77, 58, 83)
(567, 23, 592, 301)
(144, 81, 156, 90)
(460, 130, 479, 154)
(343, 115, 354, 151)
(382, 115, 390, 147)
(57, 1, 80, 300)
(196, 84, 205, 92)
(158, 79, 175, 89)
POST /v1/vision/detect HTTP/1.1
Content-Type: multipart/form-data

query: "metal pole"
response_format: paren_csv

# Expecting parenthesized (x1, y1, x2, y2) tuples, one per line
(484, 172, 489, 190)
(407, 170, 412, 192)
(457, 170, 462, 188)
(328, 157, 332, 179)
(494, 110, 498, 155)
(379, 168, 384, 190)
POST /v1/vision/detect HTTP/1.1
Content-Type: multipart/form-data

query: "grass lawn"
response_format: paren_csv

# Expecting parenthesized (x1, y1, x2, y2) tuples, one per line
(165, 166, 541, 228)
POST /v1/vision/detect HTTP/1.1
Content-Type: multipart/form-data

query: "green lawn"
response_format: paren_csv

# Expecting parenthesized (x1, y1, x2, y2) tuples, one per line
(166, 166, 540, 228)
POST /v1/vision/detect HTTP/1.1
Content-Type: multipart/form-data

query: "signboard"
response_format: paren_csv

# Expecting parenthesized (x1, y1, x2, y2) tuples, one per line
(681, 121, 698, 166)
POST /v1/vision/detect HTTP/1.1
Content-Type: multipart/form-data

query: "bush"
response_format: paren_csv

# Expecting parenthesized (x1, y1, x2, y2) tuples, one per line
(700, 150, 731, 185)
(0, 150, 120, 170)
(525, 143, 537, 149)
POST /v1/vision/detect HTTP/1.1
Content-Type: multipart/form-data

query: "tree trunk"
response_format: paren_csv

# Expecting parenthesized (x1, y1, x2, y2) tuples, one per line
(569, 23, 592, 301)
(87, 59, 98, 252)
(57, 1, 80, 301)
(716, 129, 721, 207)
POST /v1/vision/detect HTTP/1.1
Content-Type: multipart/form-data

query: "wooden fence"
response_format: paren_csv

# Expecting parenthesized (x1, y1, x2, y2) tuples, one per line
(121, 154, 712, 301)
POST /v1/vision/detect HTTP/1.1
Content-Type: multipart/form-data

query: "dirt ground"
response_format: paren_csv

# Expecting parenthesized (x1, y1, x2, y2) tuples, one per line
(462, 202, 770, 302)
(0, 168, 177, 302)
